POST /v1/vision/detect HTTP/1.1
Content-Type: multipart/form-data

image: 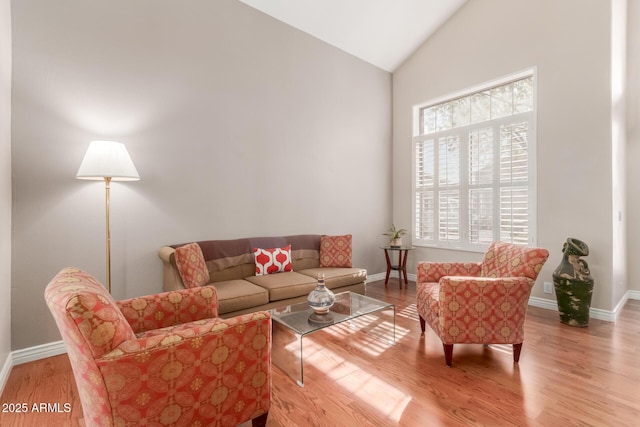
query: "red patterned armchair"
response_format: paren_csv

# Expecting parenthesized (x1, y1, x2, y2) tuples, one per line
(45, 267, 271, 427)
(416, 241, 549, 367)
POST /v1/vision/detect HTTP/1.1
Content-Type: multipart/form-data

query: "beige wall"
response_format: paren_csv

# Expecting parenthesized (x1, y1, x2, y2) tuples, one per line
(393, 0, 619, 310)
(0, 0, 11, 368)
(11, 0, 392, 349)
(627, 1, 640, 293)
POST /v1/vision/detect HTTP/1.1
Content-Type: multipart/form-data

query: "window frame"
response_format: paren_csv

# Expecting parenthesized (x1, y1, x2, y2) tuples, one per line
(411, 69, 538, 252)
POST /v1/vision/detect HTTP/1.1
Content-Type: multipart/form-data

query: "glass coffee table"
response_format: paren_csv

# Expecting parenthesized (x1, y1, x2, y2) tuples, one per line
(269, 291, 395, 387)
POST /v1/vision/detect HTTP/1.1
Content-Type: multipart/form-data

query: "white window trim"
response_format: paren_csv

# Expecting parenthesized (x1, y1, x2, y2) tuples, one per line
(411, 68, 538, 252)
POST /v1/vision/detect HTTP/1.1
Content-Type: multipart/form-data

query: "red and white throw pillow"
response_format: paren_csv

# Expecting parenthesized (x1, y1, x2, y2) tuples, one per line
(174, 243, 209, 288)
(320, 235, 353, 268)
(254, 245, 293, 276)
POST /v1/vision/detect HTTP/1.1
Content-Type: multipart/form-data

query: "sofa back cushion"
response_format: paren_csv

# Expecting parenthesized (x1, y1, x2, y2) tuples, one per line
(320, 234, 353, 268)
(174, 242, 209, 288)
(171, 235, 322, 282)
(254, 245, 293, 275)
(481, 241, 550, 280)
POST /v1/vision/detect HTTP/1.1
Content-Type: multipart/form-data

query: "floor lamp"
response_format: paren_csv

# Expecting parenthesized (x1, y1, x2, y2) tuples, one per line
(76, 140, 140, 293)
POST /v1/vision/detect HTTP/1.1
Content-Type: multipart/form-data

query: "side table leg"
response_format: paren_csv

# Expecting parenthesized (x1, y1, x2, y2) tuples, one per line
(384, 249, 391, 285)
(402, 249, 409, 285)
(398, 250, 404, 288)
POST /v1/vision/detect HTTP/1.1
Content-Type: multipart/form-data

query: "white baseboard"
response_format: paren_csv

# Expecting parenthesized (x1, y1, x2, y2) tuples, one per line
(0, 340, 66, 396)
(528, 296, 559, 311)
(11, 340, 66, 366)
(537, 302, 615, 322)
(530, 289, 640, 323)
(366, 272, 386, 282)
(366, 272, 417, 283)
(0, 351, 12, 396)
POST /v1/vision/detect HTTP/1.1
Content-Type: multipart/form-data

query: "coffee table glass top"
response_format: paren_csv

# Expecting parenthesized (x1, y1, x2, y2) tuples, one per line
(270, 291, 394, 336)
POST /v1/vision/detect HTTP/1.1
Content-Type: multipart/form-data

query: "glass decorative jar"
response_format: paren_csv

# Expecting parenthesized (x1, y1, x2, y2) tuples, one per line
(307, 274, 335, 314)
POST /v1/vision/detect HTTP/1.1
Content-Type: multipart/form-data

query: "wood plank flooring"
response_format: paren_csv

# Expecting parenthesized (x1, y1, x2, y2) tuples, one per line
(1, 279, 639, 426)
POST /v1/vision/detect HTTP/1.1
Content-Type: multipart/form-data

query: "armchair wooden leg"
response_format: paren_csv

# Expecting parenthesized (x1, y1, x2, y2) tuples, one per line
(513, 343, 523, 363)
(252, 412, 268, 427)
(443, 343, 453, 367)
(419, 316, 426, 333)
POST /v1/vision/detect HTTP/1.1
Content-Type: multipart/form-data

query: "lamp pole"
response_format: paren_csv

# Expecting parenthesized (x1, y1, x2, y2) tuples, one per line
(104, 176, 112, 293)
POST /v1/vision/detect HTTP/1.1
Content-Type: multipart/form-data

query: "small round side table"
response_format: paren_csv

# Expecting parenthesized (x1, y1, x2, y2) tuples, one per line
(381, 246, 415, 288)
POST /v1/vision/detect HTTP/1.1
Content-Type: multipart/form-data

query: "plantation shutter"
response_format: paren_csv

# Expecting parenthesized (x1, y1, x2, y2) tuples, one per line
(415, 139, 435, 241)
(412, 71, 536, 251)
(499, 122, 530, 245)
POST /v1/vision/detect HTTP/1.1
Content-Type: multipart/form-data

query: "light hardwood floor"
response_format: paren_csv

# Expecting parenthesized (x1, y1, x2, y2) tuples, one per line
(1, 279, 639, 426)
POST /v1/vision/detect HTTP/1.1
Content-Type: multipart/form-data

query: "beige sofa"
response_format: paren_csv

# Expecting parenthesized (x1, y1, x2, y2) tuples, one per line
(159, 234, 367, 317)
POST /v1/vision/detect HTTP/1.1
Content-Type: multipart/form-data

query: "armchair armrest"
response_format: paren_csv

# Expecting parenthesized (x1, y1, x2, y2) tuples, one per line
(117, 286, 219, 334)
(96, 312, 271, 426)
(437, 276, 534, 344)
(417, 261, 482, 283)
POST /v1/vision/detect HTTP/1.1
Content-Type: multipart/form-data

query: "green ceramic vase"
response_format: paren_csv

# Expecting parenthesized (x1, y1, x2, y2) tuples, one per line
(552, 238, 594, 327)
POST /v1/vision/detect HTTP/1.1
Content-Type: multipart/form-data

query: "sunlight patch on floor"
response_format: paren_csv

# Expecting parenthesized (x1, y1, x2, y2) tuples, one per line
(488, 343, 513, 356)
(304, 341, 412, 423)
(398, 303, 418, 320)
(318, 314, 411, 357)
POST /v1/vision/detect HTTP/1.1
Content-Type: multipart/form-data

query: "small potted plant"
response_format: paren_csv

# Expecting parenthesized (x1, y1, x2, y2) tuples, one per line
(383, 225, 407, 248)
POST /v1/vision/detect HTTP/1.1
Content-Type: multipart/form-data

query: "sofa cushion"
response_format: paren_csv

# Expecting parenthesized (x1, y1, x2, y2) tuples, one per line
(254, 245, 293, 276)
(245, 272, 317, 302)
(210, 263, 256, 283)
(298, 267, 367, 290)
(174, 243, 209, 288)
(320, 235, 352, 268)
(209, 280, 269, 315)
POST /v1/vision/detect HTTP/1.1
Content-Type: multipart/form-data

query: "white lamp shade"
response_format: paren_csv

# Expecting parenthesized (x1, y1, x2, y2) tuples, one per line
(76, 140, 140, 181)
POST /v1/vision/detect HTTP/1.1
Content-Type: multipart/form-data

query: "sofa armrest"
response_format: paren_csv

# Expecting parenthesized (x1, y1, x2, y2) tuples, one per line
(417, 261, 482, 283)
(96, 312, 271, 426)
(158, 246, 187, 291)
(158, 246, 175, 263)
(117, 287, 219, 334)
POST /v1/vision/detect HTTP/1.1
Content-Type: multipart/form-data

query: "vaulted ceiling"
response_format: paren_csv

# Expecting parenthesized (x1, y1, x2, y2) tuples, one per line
(238, 0, 467, 72)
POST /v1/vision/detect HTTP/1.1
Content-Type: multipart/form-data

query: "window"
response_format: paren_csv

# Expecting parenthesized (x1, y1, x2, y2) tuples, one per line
(412, 71, 536, 251)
